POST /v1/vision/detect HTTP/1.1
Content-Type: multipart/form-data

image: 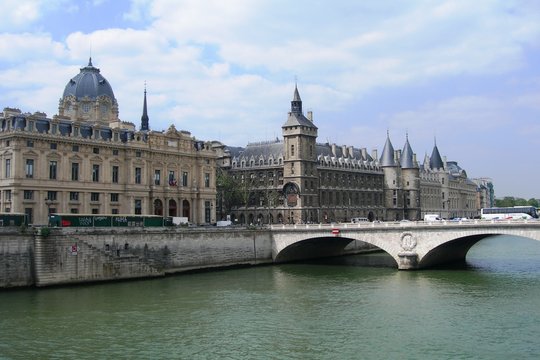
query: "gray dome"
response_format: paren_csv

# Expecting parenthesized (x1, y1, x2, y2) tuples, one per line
(62, 58, 115, 101)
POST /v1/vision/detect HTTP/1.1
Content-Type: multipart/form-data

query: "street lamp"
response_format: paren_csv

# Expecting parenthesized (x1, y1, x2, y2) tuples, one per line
(45, 198, 53, 214)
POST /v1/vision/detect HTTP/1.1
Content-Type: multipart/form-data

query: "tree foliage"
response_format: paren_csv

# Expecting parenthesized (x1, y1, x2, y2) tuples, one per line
(494, 196, 539, 208)
(216, 168, 241, 218)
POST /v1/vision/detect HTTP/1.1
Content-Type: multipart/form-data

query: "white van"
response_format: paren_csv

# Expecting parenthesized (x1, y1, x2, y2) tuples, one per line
(351, 217, 369, 223)
(424, 214, 441, 222)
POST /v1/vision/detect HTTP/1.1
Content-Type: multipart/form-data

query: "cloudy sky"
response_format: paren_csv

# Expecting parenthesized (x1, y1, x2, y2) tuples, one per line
(1, 0, 539, 198)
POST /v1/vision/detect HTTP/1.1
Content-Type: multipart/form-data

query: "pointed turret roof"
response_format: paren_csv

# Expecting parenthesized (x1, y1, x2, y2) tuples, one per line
(401, 134, 417, 169)
(140, 85, 149, 131)
(429, 140, 444, 170)
(282, 84, 317, 129)
(293, 84, 301, 102)
(380, 132, 397, 167)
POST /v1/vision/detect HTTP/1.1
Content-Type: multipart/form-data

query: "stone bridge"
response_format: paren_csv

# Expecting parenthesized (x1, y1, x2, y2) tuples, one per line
(270, 220, 540, 270)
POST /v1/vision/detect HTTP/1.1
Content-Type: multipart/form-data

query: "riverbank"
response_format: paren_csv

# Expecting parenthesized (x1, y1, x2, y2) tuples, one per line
(1, 227, 374, 288)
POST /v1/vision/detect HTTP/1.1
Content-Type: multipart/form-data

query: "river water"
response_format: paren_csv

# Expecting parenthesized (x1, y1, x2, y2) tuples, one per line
(1, 235, 539, 359)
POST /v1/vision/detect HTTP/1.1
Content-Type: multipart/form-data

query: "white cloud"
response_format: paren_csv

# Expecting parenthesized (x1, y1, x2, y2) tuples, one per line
(0, 0, 41, 30)
(2, 0, 540, 196)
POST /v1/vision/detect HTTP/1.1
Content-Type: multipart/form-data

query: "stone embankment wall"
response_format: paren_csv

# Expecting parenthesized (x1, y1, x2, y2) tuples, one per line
(1, 227, 276, 288)
(0, 229, 34, 288)
(57, 227, 274, 275)
(1, 227, 371, 288)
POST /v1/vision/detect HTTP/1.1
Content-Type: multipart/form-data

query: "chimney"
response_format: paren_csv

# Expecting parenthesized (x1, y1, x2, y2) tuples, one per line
(307, 111, 313, 121)
(361, 148, 367, 160)
(331, 143, 337, 157)
(342, 145, 348, 158)
(372, 149, 378, 160)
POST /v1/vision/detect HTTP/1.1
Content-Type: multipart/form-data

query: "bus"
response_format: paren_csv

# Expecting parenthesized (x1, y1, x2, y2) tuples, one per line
(480, 206, 538, 220)
(0, 213, 29, 227)
(48, 213, 174, 227)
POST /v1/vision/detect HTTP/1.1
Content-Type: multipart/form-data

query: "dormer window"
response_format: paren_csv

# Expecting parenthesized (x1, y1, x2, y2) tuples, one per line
(82, 103, 90, 113)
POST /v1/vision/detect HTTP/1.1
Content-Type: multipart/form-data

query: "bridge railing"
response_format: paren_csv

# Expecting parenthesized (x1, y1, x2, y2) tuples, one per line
(269, 218, 539, 230)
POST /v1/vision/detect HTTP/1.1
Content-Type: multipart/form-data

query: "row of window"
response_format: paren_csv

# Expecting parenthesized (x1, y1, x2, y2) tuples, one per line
(233, 158, 284, 167)
(320, 172, 383, 189)
(20, 189, 120, 203)
(240, 190, 383, 208)
(320, 191, 383, 207)
(21, 140, 137, 156)
(6, 159, 211, 187)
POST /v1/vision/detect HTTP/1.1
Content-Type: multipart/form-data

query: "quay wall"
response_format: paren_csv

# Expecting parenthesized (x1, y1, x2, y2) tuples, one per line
(1, 227, 371, 288)
(0, 230, 35, 288)
(60, 227, 275, 273)
(1, 227, 276, 288)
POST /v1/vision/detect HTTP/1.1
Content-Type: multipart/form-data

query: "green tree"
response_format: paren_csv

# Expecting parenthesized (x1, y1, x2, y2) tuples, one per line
(216, 168, 241, 220)
(495, 196, 538, 208)
(515, 198, 528, 206)
(495, 196, 515, 207)
(528, 198, 539, 208)
(237, 172, 257, 209)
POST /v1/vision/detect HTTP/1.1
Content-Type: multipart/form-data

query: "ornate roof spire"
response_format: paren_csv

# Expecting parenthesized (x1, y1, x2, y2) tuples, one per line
(291, 83, 302, 114)
(140, 82, 149, 131)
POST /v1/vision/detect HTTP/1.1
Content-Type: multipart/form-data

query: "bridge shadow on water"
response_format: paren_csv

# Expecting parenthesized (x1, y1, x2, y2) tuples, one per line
(297, 251, 397, 268)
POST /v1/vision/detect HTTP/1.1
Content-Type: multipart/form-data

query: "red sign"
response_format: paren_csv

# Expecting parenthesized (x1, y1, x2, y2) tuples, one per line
(332, 228, 340, 236)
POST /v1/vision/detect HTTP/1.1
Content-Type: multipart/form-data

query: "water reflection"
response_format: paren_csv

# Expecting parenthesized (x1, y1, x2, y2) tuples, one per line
(1, 235, 539, 359)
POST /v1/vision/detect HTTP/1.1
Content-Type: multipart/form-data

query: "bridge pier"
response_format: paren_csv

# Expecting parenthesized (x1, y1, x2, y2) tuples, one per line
(397, 252, 418, 270)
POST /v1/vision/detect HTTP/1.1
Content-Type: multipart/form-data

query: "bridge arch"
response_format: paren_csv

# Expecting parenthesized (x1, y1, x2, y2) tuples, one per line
(270, 221, 540, 270)
(419, 233, 540, 268)
(274, 236, 365, 263)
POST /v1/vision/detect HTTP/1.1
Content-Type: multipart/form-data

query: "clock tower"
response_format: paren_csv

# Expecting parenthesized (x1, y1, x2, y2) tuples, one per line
(282, 85, 319, 224)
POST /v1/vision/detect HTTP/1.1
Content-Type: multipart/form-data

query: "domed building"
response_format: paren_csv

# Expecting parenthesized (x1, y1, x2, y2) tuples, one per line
(58, 58, 120, 126)
(0, 59, 216, 225)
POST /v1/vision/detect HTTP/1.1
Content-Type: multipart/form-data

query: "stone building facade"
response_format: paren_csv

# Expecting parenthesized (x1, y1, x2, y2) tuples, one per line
(0, 59, 216, 225)
(216, 86, 481, 224)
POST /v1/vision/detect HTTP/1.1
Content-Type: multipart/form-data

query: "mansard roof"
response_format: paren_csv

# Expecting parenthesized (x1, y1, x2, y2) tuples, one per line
(230, 140, 284, 163)
(241, 140, 284, 159)
(316, 143, 374, 162)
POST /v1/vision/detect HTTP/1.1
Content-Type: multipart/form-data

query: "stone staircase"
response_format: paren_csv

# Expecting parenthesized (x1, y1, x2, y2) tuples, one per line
(34, 234, 163, 287)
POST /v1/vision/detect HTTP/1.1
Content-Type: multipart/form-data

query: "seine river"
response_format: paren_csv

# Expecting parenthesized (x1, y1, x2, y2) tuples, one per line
(1, 235, 539, 359)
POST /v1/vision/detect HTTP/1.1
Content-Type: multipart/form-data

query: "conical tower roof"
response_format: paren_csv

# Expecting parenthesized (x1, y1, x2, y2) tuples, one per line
(429, 141, 444, 170)
(401, 135, 417, 169)
(380, 132, 397, 167)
